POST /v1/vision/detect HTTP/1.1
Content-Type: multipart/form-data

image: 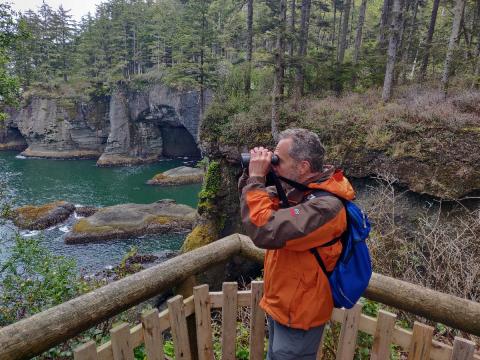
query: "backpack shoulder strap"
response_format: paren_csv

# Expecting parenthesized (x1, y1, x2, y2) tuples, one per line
(308, 189, 346, 278)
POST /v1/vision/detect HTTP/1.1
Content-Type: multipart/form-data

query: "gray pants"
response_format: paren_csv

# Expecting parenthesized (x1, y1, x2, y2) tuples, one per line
(266, 316, 325, 360)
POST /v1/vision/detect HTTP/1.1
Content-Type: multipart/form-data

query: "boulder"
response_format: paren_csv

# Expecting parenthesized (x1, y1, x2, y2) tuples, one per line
(147, 166, 204, 186)
(65, 199, 196, 244)
(9, 201, 75, 230)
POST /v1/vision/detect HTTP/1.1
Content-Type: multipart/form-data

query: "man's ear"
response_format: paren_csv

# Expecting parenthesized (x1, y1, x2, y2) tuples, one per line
(299, 160, 311, 175)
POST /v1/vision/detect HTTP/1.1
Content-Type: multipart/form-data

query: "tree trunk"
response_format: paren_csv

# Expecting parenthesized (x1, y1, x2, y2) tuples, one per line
(271, 0, 287, 141)
(200, 13, 206, 115)
(441, 0, 466, 94)
(382, 0, 404, 102)
(352, 0, 367, 87)
(472, 0, 480, 87)
(245, 0, 254, 95)
(378, 0, 392, 49)
(353, 0, 367, 65)
(418, 0, 440, 80)
(338, 0, 352, 63)
(293, 0, 312, 98)
(289, 0, 296, 58)
(399, 0, 419, 82)
(332, 0, 337, 51)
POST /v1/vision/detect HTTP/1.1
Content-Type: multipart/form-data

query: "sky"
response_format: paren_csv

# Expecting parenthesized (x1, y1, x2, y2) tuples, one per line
(11, 0, 102, 21)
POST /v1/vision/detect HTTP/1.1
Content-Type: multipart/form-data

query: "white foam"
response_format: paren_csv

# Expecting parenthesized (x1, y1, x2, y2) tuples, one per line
(59, 226, 70, 233)
(21, 230, 40, 237)
(73, 212, 83, 219)
(15, 155, 26, 159)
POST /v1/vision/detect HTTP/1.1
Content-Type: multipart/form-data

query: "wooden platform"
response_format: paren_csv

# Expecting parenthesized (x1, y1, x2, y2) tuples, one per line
(74, 281, 479, 360)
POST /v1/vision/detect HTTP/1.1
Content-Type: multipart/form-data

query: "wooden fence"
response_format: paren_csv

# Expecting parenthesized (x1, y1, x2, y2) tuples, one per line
(74, 281, 479, 360)
(1, 234, 480, 360)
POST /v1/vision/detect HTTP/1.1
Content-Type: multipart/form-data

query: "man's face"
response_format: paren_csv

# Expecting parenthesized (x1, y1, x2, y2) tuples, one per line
(272, 138, 301, 181)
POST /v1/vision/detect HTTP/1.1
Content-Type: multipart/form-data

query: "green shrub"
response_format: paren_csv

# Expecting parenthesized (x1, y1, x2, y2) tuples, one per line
(0, 235, 79, 326)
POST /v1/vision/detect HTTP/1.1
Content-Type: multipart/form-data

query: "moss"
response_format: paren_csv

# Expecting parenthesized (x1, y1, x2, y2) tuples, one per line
(146, 215, 173, 225)
(152, 173, 168, 181)
(72, 219, 114, 234)
(197, 161, 223, 216)
(14, 201, 63, 223)
(181, 222, 218, 252)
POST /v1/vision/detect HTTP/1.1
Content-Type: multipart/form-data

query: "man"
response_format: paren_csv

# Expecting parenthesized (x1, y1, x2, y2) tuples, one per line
(239, 128, 355, 359)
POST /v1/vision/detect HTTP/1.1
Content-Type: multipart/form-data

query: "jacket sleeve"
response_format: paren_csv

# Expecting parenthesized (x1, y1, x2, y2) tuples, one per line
(240, 177, 346, 251)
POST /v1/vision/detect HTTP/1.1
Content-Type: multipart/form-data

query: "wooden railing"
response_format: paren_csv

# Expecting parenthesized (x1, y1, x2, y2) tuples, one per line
(74, 281, 480, 360)
(1, 234, 480, 359)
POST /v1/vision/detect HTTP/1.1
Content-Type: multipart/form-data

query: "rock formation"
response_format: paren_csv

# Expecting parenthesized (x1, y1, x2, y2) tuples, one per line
(1, 83, 210, 165)
(8, 201, 75, 230)
(65, 199, 196, 244)
(147, 166, 204, 186)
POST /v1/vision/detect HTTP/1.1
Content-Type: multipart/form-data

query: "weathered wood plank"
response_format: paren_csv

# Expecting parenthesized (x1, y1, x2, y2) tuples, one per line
(97, 341, 114, 360)
(336, 303, 363, 360)
(249, 281, 266, 360)
(209, 291, 250, 308)
(110, 323, 134, 360)
(407, 322, 434, 360)
(450, 337, 475, 360)
(141, 309, 165, 360)
(193, 285, 214, 360)
(370, 310, 397, 360)
(74, 341, 98, 360)
(221, 282, 238, 360)
(168, 295, 192, 360)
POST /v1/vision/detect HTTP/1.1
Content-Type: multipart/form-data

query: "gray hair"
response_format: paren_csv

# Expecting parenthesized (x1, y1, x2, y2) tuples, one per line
(278, 128, 325, 172)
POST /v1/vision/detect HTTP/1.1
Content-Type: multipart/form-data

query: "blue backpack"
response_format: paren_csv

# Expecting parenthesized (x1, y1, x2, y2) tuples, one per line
(310, 192, 372, 309)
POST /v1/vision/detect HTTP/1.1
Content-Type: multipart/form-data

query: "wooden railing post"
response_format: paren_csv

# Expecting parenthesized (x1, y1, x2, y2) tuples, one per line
(370, 310, 396, 360)
(221, 282, 238, 360)
(249, 281, 265, 360)
(407, 322, 434, 360)
(450, 337, 475, 360)
(73, 341, 98, 360)
(168, 295, 192, 360)
(193, 285, 214, 360)
(141, 309, 166, 360)
(111, 322, 134, 360)
(336, 303, 363, 360)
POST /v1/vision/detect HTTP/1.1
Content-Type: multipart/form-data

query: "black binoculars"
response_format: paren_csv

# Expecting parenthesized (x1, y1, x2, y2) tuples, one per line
(240, 153, 280, 167)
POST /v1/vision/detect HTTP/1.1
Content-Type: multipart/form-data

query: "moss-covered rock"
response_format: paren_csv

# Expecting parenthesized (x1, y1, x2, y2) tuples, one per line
(9, 201, 75, 230)
(147, 166, 204, 186)
(65, 200, 196, 244)
(181, 221, 219, 252)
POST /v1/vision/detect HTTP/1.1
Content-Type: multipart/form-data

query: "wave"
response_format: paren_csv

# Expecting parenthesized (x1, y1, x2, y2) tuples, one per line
(15, 155, 26, 159)
(20, 230, 40, 237)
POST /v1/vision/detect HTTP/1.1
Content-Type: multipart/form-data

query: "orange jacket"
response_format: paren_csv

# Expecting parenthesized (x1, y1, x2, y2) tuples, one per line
(239, 167, 355, 330)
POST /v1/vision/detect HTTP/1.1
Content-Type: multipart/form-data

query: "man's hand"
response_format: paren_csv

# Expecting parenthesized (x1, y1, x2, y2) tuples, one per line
(249, 147, 272, 177)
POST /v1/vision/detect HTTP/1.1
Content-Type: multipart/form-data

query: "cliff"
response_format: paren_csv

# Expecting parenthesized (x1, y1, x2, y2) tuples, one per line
(2, 83, 209, 165)
(185, 86, 480, 248)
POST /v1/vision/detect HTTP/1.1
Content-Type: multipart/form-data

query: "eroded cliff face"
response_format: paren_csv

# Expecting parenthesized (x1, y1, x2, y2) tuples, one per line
(2, 84, 207, 165)
(13, 97, 109, 159)
(0, 112, 27, 151)
(97, 84, 204, 166)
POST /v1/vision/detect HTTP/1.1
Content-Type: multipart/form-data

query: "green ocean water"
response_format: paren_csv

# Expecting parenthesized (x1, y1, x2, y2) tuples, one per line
(0, 151, 201, 272)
